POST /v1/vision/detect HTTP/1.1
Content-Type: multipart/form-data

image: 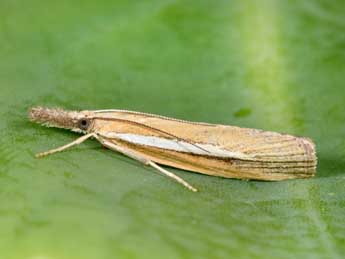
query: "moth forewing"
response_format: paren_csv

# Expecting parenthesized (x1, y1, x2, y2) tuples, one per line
(90, 110, 316, 180)
(99, 135, 315, 181)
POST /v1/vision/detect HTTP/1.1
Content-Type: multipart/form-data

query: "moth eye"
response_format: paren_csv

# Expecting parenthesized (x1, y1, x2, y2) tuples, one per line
(78, 119, 90, 130)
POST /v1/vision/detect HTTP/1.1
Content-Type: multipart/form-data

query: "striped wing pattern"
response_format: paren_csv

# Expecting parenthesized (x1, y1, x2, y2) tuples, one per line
(92, 110, 317, 180)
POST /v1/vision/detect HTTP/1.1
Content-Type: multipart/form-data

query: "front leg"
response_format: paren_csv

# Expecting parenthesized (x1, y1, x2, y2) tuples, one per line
(36, 133, 96, 158)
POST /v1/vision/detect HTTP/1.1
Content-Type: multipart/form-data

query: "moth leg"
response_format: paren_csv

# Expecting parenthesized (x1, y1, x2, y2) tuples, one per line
(95, 135, 197, 192)
(36, 133, 95, 158)
(147, 161, 197, 192)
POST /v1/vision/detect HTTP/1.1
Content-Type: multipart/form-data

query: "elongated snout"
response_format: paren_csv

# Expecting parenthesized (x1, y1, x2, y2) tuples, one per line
(29, 107, 79, 130)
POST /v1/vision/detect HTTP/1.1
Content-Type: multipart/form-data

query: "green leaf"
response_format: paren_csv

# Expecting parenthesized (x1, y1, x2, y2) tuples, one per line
(0, 0, 344, 258)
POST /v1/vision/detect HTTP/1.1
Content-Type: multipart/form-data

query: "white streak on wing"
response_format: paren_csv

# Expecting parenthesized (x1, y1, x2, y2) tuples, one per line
(101, 132, 253, 159)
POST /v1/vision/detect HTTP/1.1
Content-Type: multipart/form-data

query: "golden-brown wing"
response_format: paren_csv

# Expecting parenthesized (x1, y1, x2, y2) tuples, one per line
(90, 110, 317, 180)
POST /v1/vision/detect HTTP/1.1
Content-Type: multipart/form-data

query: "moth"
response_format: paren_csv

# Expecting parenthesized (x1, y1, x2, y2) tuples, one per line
(29, 107, 317, 192)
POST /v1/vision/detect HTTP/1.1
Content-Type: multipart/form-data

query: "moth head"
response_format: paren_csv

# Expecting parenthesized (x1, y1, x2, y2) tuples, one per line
(29, 107, 94, 133)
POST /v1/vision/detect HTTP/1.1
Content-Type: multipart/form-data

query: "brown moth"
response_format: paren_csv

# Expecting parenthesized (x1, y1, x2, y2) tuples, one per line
(29, 107, 317, 192)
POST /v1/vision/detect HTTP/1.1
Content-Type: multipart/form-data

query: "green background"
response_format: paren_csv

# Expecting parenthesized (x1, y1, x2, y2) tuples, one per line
(1, 0, 344, 258)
